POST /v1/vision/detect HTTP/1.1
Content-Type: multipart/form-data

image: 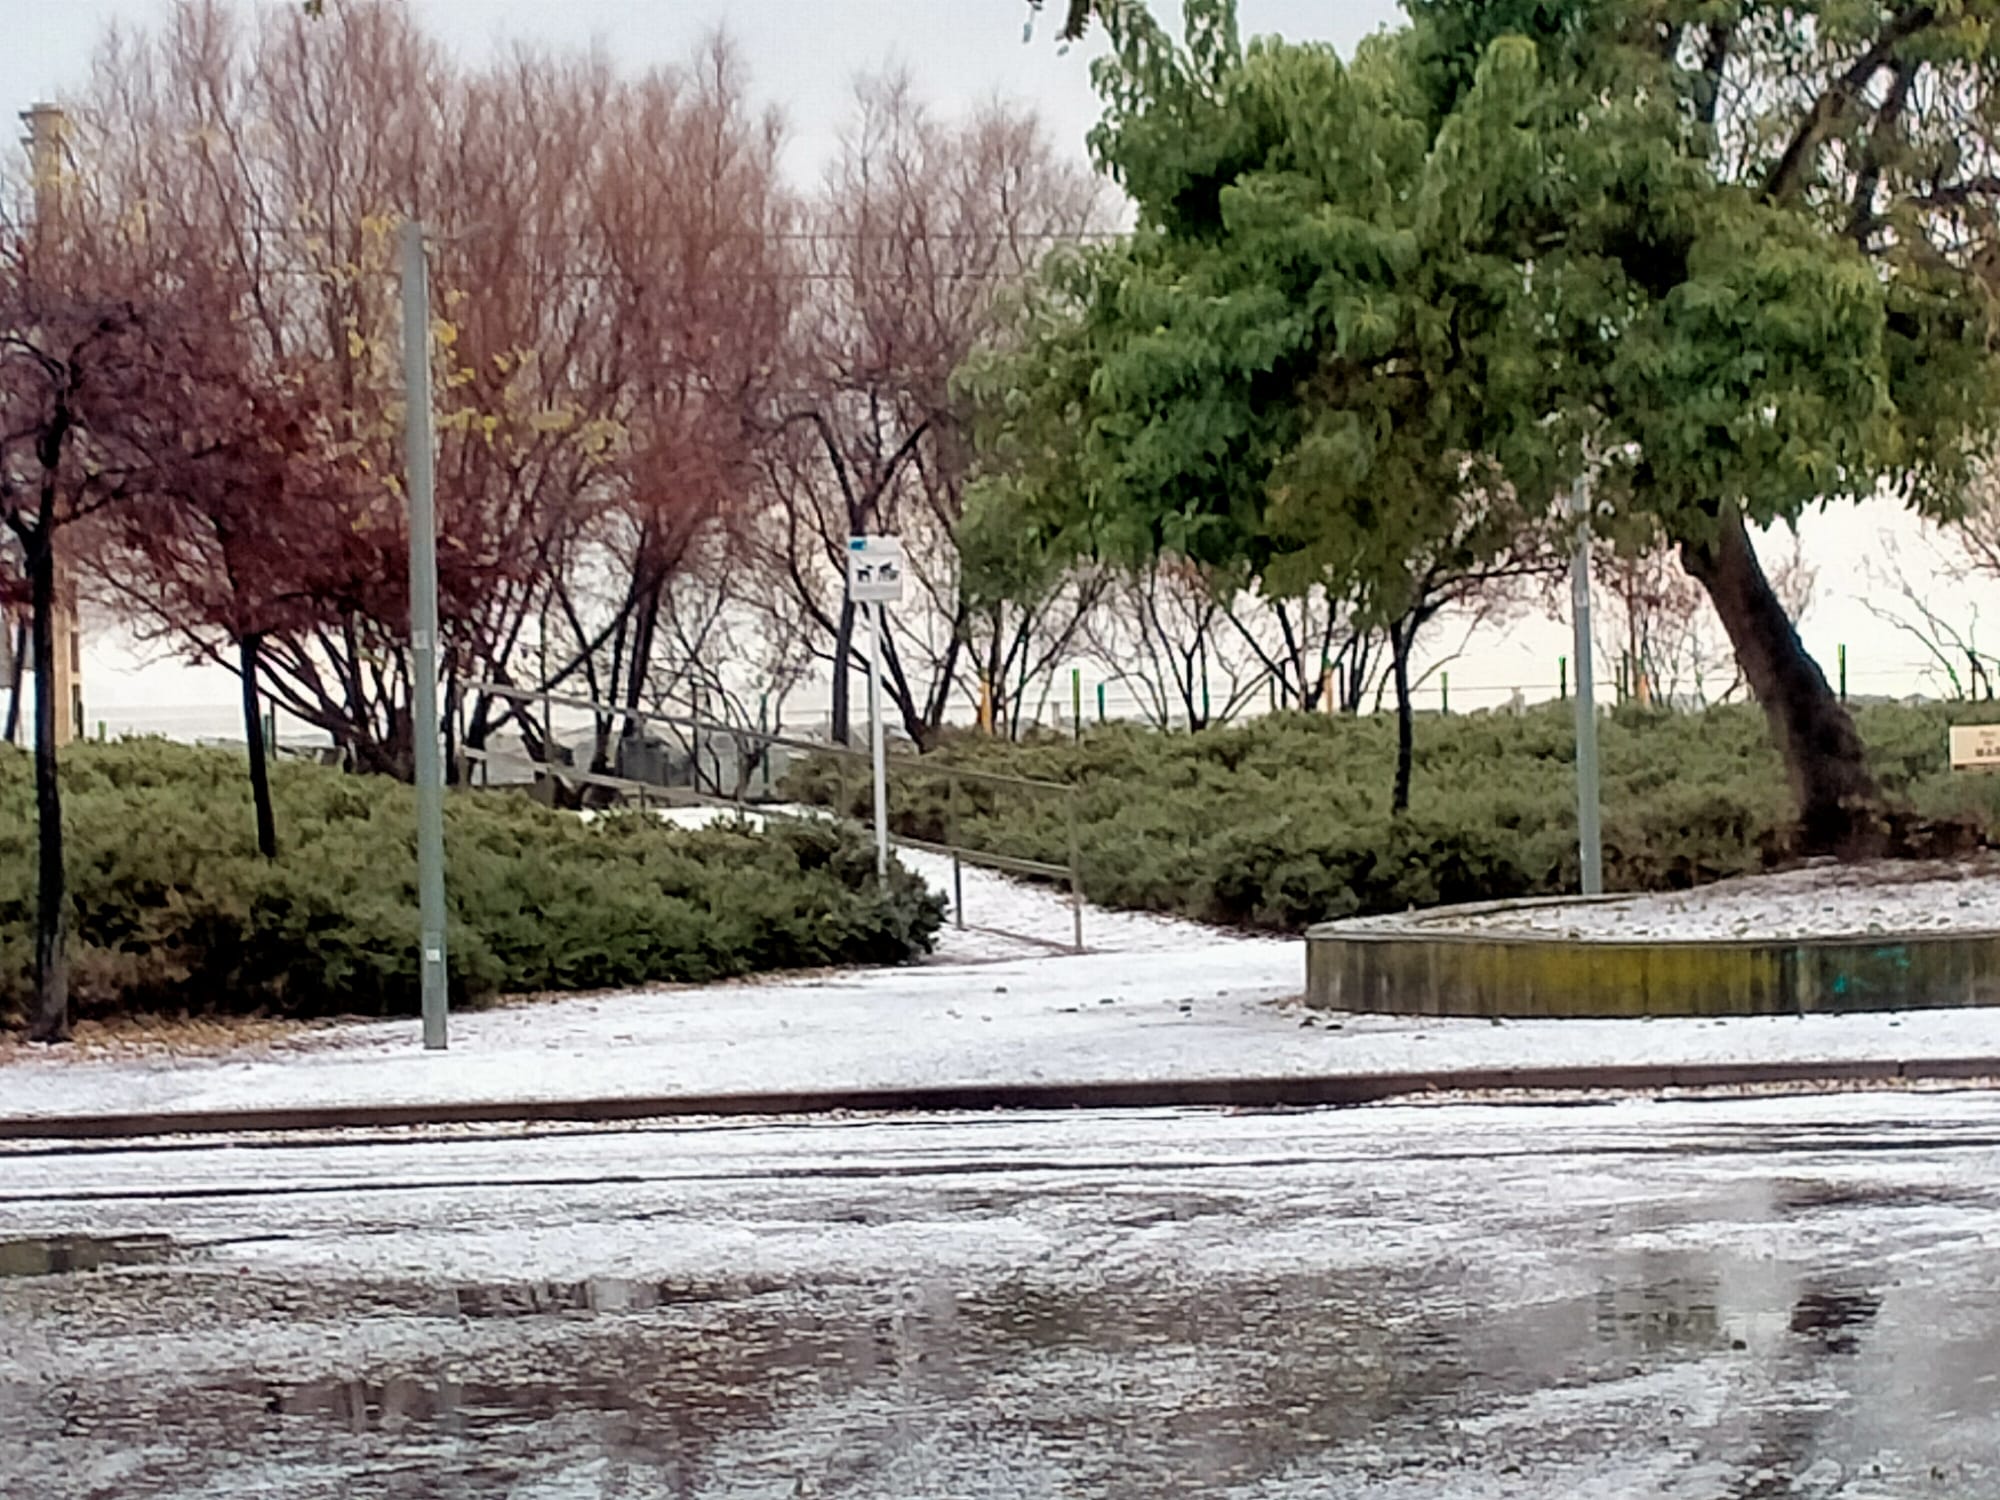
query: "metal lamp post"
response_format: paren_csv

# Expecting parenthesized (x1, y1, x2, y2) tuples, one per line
(1569, 467, 1604, 896)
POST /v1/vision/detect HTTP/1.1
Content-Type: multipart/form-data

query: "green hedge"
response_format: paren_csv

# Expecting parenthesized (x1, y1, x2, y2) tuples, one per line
(788, 701, 2000, 934)
(0, 740, 943, 1027)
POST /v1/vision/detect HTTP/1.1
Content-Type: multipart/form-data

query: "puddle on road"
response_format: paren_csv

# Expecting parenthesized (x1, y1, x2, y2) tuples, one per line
(3, 1225, 1992, 1495)
(158, 1256, 1965, 1497)
(0, 1233, 172, 1278)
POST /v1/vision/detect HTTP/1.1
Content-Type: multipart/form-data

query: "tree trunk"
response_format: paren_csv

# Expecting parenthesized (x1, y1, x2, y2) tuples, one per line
(464, 692, 496, 787)
(239, 633, 278, 860)
(442, 661, 459, 788)
(3, 612, 25, 745)
(623, 577, 661, 725)
(1389, 618, 1414, 816)
(1679, 504, 1879, 853)
(830, 599, 855, 746)
(25, 530, 69, 1043)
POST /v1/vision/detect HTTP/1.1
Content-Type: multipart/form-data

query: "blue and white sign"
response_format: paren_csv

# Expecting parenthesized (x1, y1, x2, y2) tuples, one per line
(847, 535, 905, 605)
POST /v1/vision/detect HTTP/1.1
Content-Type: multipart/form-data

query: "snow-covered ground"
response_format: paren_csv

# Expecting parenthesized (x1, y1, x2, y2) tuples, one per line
(6, 847, 2000, 1126)
(1342, 857, 2000, 943)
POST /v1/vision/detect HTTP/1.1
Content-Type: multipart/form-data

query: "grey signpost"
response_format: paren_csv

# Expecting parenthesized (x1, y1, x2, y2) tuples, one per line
(401, 219, 450, 1049)
(1570, 470, 1604, 897)
(848, 536, 904, 883)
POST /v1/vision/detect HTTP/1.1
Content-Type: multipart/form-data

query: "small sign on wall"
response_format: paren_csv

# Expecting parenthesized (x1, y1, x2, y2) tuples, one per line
(1949, 724, 2000, 771)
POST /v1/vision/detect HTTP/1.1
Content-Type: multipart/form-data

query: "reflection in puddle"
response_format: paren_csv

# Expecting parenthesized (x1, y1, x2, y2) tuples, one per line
(1790, 1289, 1883, 1355)
(0, 1233, 172, 1278)
(257, 1374, 628, 1435)
(1591, 1274, 1723, 1355)
(443, 1277, 695, 1318)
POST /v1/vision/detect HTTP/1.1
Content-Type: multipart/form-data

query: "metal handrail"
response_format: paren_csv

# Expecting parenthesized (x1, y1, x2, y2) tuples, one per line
(469, 680, 1072, 795)
(461, 748, 704, 804)
(464, 682, 1086, 951)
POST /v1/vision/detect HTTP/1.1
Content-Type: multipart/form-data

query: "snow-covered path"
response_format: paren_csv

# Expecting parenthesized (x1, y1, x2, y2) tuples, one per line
(6, 852, 2000, 1125)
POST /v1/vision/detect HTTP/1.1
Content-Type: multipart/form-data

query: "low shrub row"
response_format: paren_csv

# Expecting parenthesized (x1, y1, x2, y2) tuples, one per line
(787, 701, 2000, 933)
(0, 740, 943, 1027)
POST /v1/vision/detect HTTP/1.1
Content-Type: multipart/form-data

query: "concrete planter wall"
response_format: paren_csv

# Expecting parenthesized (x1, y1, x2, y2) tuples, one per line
(1306, 901, 2000, 1018)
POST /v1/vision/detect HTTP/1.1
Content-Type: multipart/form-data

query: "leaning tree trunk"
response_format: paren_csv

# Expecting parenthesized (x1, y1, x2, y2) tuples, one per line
(1679, 503, 1879, 853)
(24, 530, 69, 1043)
(238, 633, 278, 860)
(1388, 617, 1415, 816)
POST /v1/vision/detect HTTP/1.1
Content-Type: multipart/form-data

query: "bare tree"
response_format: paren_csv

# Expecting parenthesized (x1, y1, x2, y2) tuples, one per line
(751, 74, 1101, 749)
(638, 522, 817, 797)
(1371, 518, 1561, 813)
(553, 38, 794, 782)
(1860, 529, 1992, 702)
(1079, 561, 1270, 732)
(1583, 529, 1818, 709)
(1219, 583, 1381, 715)
(72, 7, 794, 785)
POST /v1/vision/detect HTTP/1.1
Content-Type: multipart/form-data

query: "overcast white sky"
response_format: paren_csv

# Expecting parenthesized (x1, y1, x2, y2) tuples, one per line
(9, 1, 1404, 181)
(2, 0, 1976, 728)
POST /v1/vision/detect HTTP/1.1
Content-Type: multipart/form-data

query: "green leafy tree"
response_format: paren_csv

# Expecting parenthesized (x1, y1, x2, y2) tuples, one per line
(963, 2, 1563, 811)
(968, 0, 2000, 845)
(1405, 0, 2000, 848)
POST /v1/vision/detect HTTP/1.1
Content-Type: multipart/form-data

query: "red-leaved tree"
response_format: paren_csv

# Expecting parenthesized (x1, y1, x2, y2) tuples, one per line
(0, 217, 238, 1040)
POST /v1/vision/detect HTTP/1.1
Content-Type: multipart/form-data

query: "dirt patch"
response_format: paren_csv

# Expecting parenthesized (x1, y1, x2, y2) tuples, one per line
(0, 966, 853, 1065)
(0, 1014, 329, 1064)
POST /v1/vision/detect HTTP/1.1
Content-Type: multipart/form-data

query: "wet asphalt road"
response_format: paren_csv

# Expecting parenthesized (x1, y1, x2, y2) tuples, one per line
(2, 1092, 1999, 1498)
